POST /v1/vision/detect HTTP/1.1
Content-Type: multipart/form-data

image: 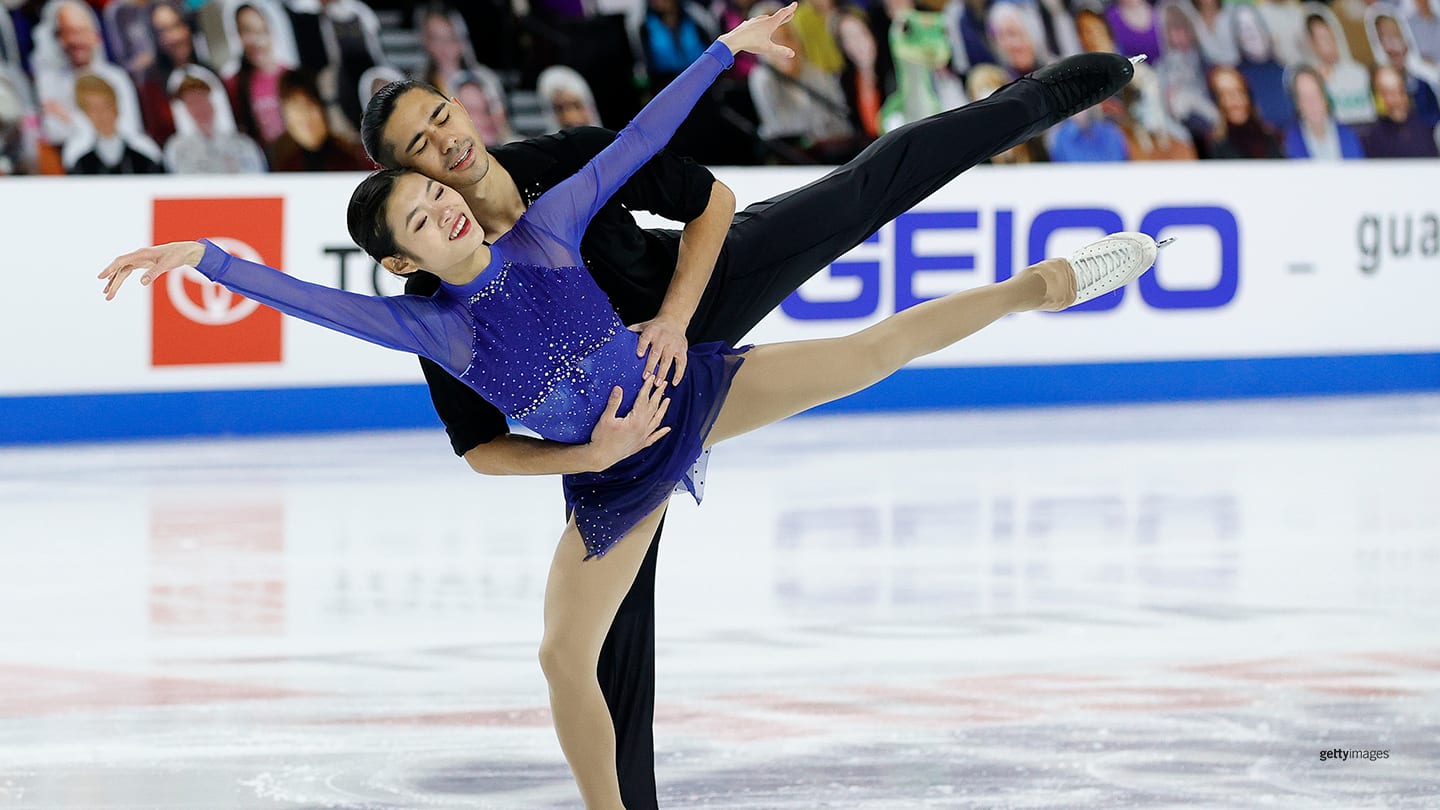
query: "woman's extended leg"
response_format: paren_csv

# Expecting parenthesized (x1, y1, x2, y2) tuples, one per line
(708, 259, 1064, 444)
(541, 504, 670, 810)
(708, 231, 1160, 443)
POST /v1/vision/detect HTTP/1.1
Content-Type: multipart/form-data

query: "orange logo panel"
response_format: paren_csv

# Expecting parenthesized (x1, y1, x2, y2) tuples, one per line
(151, 198, 284, 366)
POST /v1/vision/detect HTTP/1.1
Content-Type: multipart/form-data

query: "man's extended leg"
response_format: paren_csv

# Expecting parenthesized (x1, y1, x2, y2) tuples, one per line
(692, 53, 1135, 344)
(595, 516, 663, 810)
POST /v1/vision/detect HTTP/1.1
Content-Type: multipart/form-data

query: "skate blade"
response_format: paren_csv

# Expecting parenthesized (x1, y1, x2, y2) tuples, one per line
(1156, 237, 1176, 248)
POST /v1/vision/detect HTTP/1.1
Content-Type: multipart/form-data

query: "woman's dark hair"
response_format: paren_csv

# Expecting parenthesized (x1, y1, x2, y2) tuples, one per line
(279, 67, 325, 107)
(361, 79, 447, 167)
(347, 169, 409, 263)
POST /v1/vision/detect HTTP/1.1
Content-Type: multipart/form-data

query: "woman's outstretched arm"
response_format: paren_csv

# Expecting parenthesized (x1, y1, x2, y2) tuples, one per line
(100, 240, 471, 371)
(522, 4, 797, 256)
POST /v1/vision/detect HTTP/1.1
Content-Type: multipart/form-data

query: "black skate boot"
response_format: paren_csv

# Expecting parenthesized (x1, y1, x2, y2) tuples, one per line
(1028, 52, 1141, 124)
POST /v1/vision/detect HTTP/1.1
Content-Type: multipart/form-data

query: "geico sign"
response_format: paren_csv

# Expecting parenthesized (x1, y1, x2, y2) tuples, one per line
(781, 206, 1240, 320)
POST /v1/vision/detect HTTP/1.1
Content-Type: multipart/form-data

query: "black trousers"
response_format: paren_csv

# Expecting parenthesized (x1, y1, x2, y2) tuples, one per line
(601, 77, 1059, 810)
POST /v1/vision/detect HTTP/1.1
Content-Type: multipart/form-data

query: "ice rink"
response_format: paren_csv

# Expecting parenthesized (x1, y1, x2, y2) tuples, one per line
(1, 394, 1437, 809)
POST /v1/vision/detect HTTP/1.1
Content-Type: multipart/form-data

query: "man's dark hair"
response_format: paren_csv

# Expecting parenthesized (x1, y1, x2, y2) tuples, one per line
(361, 80, 447, 168)
(347, 168, 411, 263)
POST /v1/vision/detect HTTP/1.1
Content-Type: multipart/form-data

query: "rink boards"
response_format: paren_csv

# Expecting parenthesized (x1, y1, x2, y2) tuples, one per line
(1, 160, 1437, 443)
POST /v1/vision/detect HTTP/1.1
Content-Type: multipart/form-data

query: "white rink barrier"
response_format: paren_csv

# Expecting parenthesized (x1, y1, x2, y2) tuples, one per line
(2, 161, 1437, 443)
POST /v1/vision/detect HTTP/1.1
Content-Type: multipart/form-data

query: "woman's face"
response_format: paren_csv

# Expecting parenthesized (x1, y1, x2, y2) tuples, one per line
(1164, 7, 1196, 52)
(457, 82, 501, 144)
(281, 90, 328, 149)
(550, 90, 592, 128)
(1212, 69, 1251, 125)
(1376, 17, 1408, 65)
(237, 7, 273, 64)
(1234, 8, 1270, 62)
(152, 5, 193, 64)
(386, 173, 486, 273)
(993, 15, 1036, 72)
(422, 14, 463, 69)
(1293, 71, 1329, 127)
(1308, 20, 1339, 65)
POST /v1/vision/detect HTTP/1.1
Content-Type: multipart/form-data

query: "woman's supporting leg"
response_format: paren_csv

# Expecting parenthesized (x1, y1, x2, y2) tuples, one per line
(541, 504, 671, 810)
(707, 260, 1067, 444)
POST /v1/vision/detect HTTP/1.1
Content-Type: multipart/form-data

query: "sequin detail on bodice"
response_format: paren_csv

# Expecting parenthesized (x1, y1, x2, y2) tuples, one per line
(456, 259, 642, 444)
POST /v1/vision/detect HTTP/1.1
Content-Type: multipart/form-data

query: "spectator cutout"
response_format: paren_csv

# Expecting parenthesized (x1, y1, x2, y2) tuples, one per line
(453, 67, 519, 146)
(416, 3, 479, 98)
(224, 0, 299, 149)
(164, 65, 267, 172)
(1367, 6, 1440, 127)
(63, 72, 164, 173)
(1282, 62, 1366, 157)
(748, 0, 858, 159)
(1303, 4, 1378, 124)
(1192, 0, 1240, 66)
(1406, 0, 1440, 66)
(1234, 3, 1296, 130)
(1156, 0, 1222, 145)
(1206, 64, 1284, 157)
(32, 0, 144, 146)
(1256, 0, 1310, 66)
(1362, 62, 1440, 154)
(1112, 61, 1199, 159)
(138, 0, 216, 145)
(537, 65, 602, 131)
(882, 2, 966, 133)
(268, 67, 369, 171)
(1107, 0, 1162, 60)
(987, 2, 1052, 76)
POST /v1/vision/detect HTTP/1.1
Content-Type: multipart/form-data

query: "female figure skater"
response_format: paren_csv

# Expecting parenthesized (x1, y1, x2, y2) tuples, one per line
(100, 7, 1159, 806)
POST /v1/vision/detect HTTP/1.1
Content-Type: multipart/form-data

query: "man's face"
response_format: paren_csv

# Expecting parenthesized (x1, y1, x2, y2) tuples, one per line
(993, 15, 1036, 72)
(1375, 68, 1410, 121)
(380, 88, 490, 189)
(57, 6, 98, 68)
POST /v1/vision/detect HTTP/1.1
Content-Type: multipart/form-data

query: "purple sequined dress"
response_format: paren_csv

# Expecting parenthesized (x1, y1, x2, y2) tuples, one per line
(193, 42, 745, 559)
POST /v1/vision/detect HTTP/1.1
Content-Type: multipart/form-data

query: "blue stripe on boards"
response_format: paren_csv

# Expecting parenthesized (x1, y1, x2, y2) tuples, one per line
(3, 353, 1439, 444)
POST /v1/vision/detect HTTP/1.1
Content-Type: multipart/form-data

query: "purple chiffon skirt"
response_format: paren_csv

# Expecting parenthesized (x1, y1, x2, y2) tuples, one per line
(561, 341, 750, 560)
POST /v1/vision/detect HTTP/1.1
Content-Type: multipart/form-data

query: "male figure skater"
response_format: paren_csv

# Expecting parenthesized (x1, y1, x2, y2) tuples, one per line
(359, 51, 1137, 809)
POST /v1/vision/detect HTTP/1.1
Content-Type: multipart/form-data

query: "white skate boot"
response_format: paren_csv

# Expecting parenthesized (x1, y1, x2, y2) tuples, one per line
(1065, 232, 1167, 307)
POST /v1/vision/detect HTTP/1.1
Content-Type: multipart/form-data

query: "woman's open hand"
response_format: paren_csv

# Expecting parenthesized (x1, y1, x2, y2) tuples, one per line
(718, 2, 798, 61)
(99, 241, 206, 300)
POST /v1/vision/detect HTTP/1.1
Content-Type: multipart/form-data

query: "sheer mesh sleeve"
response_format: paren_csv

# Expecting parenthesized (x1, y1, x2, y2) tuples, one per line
(194, 240, 474, 375)
(514, 42, 735, 263)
